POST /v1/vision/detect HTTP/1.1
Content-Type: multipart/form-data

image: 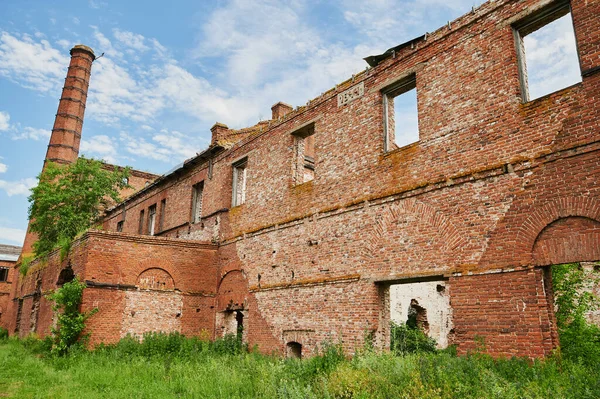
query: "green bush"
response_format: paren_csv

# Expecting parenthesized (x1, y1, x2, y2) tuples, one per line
(0, 326, 8, 340)
(98, 331, 248, 360)
(390, 321, 437, 355)
(47, 277, 97, 355)
(2, 336, 600, 398)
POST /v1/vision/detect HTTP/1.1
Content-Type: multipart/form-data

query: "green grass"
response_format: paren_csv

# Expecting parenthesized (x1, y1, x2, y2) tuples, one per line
(1, 335, 599, 399)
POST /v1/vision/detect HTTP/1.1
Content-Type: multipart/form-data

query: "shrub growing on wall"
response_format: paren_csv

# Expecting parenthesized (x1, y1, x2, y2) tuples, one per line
(552, 263, 600, 366)
(47, 277, 97, 355)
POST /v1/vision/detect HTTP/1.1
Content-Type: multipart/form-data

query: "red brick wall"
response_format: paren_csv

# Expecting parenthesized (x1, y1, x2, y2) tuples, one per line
(10, 231, 218, 345)
(450, 269, 557, 358)
(0, 260, 16, 330)
(10, 0, 599, 357)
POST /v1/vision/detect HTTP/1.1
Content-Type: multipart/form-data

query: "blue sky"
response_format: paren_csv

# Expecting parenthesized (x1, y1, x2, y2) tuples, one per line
(0, 0, 581, 246)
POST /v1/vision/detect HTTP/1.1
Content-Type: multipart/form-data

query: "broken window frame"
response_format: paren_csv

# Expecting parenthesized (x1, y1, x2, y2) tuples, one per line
(512, 0, 580, 102)
(231, 157, 248, 207)
(382, 74, 419, 152)
(0, 267, 8, 282)
(291, 123, 316, 185)
(191, 182, 204, 224)
(148, 204, 157, 236)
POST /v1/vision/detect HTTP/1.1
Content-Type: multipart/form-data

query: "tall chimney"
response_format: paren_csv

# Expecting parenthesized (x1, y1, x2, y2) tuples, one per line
(44, 44, 95, 166)
(21, 45, 95, 256)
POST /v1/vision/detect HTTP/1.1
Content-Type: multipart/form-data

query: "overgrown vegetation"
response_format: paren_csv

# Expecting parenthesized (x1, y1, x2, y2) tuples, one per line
(47, 277, 97, 355)
(390, 321, 437, 355)
(552, 262, 600, 366)
(1, 332, 599, 398)
(27, 157, 130, 258)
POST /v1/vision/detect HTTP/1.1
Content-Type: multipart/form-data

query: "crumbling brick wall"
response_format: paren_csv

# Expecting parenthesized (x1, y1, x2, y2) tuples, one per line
(41, 0, 600, 356)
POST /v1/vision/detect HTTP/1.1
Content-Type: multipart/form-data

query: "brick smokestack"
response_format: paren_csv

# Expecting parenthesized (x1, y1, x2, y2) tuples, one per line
(21, 45, 95, 256)
(45, 44, 95, 166)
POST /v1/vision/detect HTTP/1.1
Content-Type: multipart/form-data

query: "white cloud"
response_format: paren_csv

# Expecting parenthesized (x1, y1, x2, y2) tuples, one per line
(0, 177, 37, 196)
(0, 111, 9, 131)
(0, 111, 49, 140)
(120, 130, 206, 163)
(0, 31, 70, 92)
(0, 162, 7, 174)
(72, 17, 81, 25)
(88, 0, 106, 9)
(56, 39, 71, 50)
(0, 226, 26, 246)
(80, 135, 118, 163)
(113, 29, 149, 52)
(12, 126, 51, 140)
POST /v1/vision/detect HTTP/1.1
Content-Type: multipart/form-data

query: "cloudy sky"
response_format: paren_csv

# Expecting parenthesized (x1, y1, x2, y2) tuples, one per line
(0, 0, 581, 246)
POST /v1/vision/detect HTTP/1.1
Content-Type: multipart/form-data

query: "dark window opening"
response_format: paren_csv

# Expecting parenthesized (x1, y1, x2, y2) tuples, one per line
(383, 74, 419, 151)
(116, 220, 124, 232)
(513, 1, 581, 101)
(286, 341, 302, 359)
(235, 310, 244, 339)
(192, 182, 203, 223)
(0, 267, 8, 282)
(56, 266, 75, 286)
(292, 123, 316, 185)
(407, 299, 430, 334)
(148, 204, 157, 236)
(232, 158, 248, 207)
(138, 209, 145, 235)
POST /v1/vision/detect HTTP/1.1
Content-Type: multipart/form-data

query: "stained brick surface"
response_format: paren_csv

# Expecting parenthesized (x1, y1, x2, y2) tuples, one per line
(8, 0, 600, 357)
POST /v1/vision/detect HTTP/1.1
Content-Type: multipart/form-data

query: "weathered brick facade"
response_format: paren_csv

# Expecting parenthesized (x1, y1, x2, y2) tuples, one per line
(7, 0, 600, 358)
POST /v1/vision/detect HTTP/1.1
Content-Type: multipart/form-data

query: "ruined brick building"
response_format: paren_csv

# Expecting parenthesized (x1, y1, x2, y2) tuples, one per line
(2, 0, 599, 358)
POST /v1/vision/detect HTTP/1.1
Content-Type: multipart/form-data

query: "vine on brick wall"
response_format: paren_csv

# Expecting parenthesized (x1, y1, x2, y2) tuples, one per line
(47, 277, 97, 355)
(552, 263, 600, 366)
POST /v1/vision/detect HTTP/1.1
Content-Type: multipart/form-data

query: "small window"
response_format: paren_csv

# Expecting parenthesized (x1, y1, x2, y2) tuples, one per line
(513, 1, 581, 101)
(383, 74, 419, 151)
(116, 220, 124, 232)
(192, 183, 204, 223)
(292, 123, 315, 185)
(159, 199, 166, 232)
(232, 158, 248, 207)
(286, 341, 302, 359)
(0, 267, 8, 282)
(148, 204, 157, 236)
(138, 209, 145, 235)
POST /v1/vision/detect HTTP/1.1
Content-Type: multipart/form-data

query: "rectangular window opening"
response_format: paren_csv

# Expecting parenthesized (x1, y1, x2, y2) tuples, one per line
(0, 267, 8, 282)
(148, 204, 157, 236)
(138, 209, 145, 235)
(513, 1, 581, 102)
(292, 123, 315, 185)
(116, 220, 124, 232)
(232, 158, 248, 207)
(192, 183, 203, 223)
(383, 75, 419, 152)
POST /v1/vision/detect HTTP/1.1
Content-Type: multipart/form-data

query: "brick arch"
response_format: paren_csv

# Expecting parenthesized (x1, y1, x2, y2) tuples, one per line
(217, 270, 248, 311)
(532, 216, 600, 266)
(364, 198, 468, 258)
(136, 267, 175, 291)
(515, 197, 600, 265)
(126, 262, 182, 290)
